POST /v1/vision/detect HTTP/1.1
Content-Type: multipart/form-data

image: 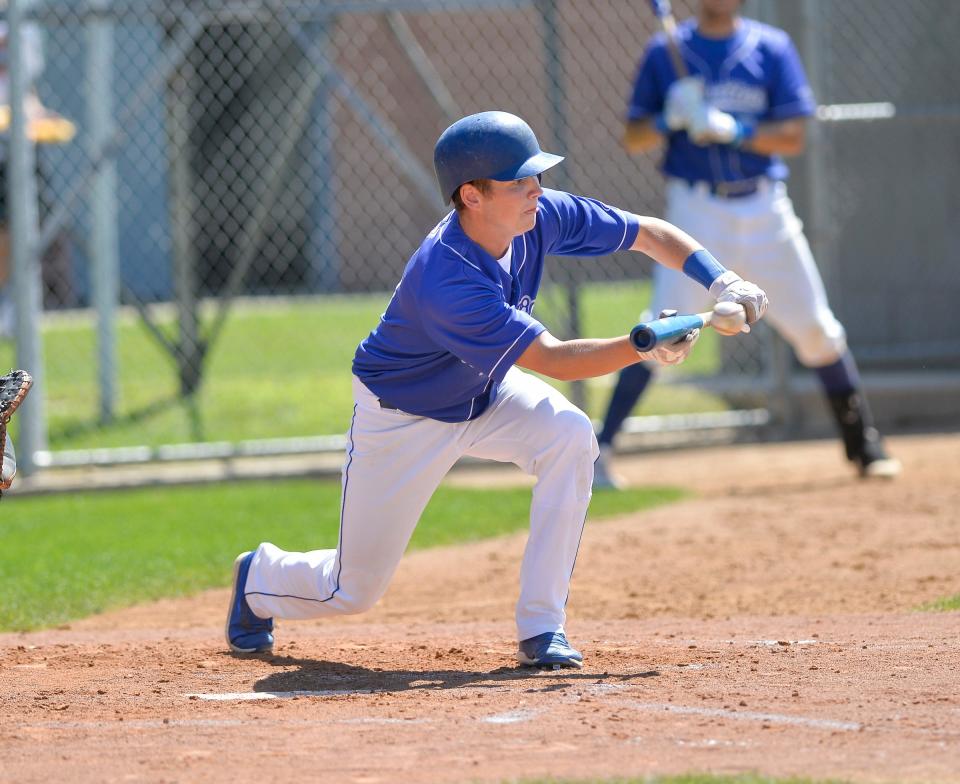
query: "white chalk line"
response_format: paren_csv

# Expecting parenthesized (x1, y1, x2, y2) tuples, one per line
(181, 683, 859, 731)
(746, 639, 820, 646)
(185, 690, 374, 701)
(25, 696, 862, 735)
(575, 684, 859, 731)
(674, 737, 752, 748)
(17, 718, 431, 731)
(481, 708, 544, 724)
(186, 691, 545, 726)
(18, 719, 251, 730)
(597, 699, 861, 732)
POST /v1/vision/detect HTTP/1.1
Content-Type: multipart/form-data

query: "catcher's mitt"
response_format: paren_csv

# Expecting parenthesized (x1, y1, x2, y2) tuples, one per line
(1, 370, 33, 494)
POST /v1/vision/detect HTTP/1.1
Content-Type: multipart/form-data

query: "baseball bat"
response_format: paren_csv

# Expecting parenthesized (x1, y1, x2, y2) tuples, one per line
(648, 0, 688, 79)
(630, 303, 747, 352)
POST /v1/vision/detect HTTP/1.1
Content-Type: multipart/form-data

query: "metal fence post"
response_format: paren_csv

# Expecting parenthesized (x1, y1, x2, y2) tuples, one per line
(8, 0, 48, 473)
(87, 0, 120, 421)
(305, 18, 339, 293)
(166, 26, 202, 397)
(538, 0, 585, 411)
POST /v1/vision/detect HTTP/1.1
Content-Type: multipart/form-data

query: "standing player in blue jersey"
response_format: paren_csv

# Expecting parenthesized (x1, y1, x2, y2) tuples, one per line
(593, 0, 900, 489)
(225, 110, 768, 669)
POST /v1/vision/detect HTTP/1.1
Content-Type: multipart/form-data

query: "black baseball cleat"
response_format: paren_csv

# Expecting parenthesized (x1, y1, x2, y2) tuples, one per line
(852, 426, 901, 479)
(826, 392, 900, 480)
(855, 444, 902, 479)
(517, 631, 583, 669)
(226, 551, 274, 654)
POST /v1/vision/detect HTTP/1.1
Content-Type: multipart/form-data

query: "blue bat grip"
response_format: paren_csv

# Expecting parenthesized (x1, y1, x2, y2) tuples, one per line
(630, 313, 705, 352)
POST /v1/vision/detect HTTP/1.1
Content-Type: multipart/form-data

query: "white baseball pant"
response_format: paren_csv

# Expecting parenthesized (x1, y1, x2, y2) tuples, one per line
(244, 367, 598, 641)
(652, 178, 847, 368)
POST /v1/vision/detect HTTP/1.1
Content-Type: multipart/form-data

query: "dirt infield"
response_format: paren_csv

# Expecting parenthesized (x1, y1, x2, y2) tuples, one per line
(2, 433, 959, 783)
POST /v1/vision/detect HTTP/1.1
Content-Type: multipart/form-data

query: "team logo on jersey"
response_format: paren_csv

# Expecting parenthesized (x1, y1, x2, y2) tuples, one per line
(708, 81, 767, 114)
(517, 295, 535, 314)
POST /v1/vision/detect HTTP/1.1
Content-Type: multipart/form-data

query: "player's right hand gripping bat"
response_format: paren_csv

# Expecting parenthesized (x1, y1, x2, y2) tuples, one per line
(630, 302, 747, 353)
(648, 0, 688, 78)
(0, 370, 33, 496)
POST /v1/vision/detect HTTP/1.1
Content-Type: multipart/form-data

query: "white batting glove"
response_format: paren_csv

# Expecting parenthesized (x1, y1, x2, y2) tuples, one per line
(709, 271, 768, 326)
(647, 309, 701, 366)
(689, 104, 748, 146)
(663, 77, 705, 131)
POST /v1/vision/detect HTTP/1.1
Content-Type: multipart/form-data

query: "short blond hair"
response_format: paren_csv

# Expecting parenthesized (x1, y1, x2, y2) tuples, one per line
(452, 178, 492, 211)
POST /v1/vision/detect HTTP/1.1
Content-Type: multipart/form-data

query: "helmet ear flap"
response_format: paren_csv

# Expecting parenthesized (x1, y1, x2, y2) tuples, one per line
(434, 111, 564, 203)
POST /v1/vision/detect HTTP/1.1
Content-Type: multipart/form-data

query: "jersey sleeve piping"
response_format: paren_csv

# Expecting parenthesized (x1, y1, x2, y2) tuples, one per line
(617, 211, 641, 251)
(438, 236, 483, 273)
(487, 320, 545, 381)
(516, 235, 529, 277)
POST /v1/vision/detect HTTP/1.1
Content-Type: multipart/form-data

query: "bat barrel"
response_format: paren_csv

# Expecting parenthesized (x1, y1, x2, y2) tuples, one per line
(629, 313, 705, 353)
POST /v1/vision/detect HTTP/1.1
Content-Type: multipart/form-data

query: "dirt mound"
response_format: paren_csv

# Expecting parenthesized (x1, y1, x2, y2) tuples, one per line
(2, 433, 958, 783)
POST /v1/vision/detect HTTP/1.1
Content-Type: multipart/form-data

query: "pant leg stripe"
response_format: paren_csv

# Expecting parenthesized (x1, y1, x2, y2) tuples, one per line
(319, 401, 359, 603)
(246, 404, 359, 606)
(564, 507, 590, 607)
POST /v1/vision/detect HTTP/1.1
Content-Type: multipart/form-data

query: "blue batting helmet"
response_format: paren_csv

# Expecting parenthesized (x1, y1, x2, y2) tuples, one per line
(433, 111, 564, 203)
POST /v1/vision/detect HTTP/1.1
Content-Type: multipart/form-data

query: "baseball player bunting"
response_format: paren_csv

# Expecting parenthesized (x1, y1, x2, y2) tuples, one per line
(594, 0, 900, 490)
(226, 111, 767, 669)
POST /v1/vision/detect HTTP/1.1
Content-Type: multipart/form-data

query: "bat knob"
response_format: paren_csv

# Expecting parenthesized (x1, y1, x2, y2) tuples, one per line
(629, 324, 657, 353)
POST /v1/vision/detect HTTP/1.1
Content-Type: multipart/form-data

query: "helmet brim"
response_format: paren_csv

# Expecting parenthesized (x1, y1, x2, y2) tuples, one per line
(489, 151, 565, 184)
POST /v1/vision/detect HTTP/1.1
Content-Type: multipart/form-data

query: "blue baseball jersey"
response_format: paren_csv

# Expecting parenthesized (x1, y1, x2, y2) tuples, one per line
(628, 18, 816, 184)
(353, 188, 640, 422)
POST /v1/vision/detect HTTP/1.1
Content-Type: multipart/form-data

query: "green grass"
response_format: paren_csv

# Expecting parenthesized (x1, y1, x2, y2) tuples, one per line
(0, 295, 387, 450)
(0, 283, 729, 452)
(0, 480, 684, 632)
(916, 594, 960, 612)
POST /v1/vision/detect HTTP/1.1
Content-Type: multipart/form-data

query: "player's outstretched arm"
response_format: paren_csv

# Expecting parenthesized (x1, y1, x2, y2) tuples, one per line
(629, 216, 702, 269)
(629, 217, 769, 325)
(517, 333, 642, 381)
(516, 328, 696, 382)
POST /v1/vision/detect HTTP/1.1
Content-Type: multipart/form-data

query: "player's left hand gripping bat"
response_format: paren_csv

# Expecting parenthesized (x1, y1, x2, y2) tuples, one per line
(630, 302, 747, 352)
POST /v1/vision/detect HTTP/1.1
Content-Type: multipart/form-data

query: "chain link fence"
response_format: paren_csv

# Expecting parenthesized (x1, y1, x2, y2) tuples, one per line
(3, 0, 958, 474)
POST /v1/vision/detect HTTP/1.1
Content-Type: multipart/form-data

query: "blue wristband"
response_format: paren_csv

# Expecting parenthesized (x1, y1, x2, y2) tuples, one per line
(682, 249, 727, 290)
(653, 113, 670, 134)
(732, 120, 757, 148)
